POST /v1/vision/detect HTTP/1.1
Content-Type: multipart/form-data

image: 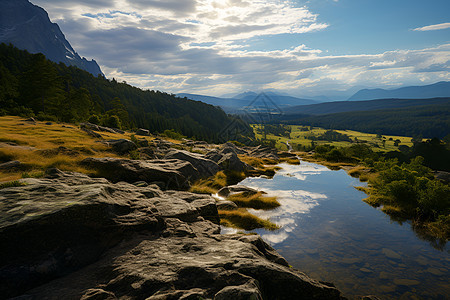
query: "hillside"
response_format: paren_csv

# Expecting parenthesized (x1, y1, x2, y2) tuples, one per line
(0, 43, 251, 143)
(0, 0, 102, 76)
(348, 81, 450, 101)
(278, 101, 450, 138)
(178, 91, 318, 113)
(284, 97, 450, 115)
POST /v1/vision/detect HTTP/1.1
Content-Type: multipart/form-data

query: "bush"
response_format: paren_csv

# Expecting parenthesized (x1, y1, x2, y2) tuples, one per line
(36, 112, 58, 122)
(88, 114, 101, 125)
(103, 115, 121, 129)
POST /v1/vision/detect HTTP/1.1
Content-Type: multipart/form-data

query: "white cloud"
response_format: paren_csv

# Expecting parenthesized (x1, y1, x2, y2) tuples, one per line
(31, 0, 450, 97)
(413, 22, 450, 32)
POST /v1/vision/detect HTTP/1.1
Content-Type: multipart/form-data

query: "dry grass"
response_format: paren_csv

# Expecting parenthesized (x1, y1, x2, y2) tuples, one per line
(189, 185, 218, 195)
(280, 157, 300, 165)
(219, 208, 279, 231)
(227, 192, 280, 210)
(189, 170, 247, 195)
(0, 116, 137, 182)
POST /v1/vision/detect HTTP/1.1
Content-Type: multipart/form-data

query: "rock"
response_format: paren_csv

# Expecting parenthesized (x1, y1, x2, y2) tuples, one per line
(382, 248, 401, 260)
(248, 145, 279, 160)
(81, 157, 200, 189)
(217, 185, 261, 197)
(81, 127, 102, 139)
(80, 123, 122, 134)
(45, 122, 53, 125)
(206, 146, 253, 173)
(0, 170, 345, 300)
(25, 117, 36, 123)
(137, 138, 149, 147)
(152, 138, 176, 149)
(135, 128, 150, 136)
(214, 280, 263, 300)
(165, 149, 220, 178)
(102, 139, 137, 153)
(0, 160, 21, 170)
(216, 199, 238, 210)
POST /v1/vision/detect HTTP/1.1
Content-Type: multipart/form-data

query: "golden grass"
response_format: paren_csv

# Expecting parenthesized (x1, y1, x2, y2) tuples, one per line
(0, 116, 133, 182)
(227, 192, 280, 210)
(219, 208, 279, 231)
(189, 185, 217, 195)
(239, 155, 278, 168)
(280, 157, 300, 165)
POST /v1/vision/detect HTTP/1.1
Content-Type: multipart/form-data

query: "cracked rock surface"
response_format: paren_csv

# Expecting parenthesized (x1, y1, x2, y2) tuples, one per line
(0, 169, 344, 299)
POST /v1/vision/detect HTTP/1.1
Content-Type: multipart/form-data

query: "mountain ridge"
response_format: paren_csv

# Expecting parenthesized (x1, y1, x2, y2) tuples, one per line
(348, 81, 450, 101)
(0, 0, 103, 76)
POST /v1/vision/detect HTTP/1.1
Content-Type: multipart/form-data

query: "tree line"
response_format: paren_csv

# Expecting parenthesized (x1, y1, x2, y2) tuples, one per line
(0, 43, 253, 143)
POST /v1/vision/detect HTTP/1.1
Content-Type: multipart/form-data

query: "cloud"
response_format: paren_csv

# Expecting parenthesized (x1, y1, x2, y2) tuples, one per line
(413, 22, 450, 31)
(30, 0, 450, 97)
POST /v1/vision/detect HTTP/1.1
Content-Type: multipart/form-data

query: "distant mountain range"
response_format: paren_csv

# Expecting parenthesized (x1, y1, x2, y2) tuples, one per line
(347, 81, 450, 101)
(0, 0, 103, 76)
(178, 91, 318, 113)
(283, 97, 450, 116)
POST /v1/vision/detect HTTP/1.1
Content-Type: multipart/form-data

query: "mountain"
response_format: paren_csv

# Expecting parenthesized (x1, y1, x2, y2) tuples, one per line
(277, 101, 450, 139)
(0, 0, 102, 76)
(233, 91, 318, 107)
(284, 97, 450, 116)
(177, 93, 248, 113)
(348, 81, 450, 101)
(178, 91, 318, 114)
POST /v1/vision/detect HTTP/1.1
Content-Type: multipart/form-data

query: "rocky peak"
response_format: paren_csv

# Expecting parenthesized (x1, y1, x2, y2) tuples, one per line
(0, 0, 103, 76)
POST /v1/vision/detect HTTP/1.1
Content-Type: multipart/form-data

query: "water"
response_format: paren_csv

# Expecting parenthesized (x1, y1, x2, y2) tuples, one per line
(223, 160, 450, 299)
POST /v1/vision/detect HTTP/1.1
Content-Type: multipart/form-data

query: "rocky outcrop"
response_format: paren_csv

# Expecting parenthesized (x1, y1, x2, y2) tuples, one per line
(0, 170, 344, 299)
(248, 145, 279, 160)
(101, 139, 137, 154)
(218, 185, 262, 198)
(165, 149, 220, 177)
(206, 145, 253, 173)
(81, 157, 200, 189)
(135, 128, 151, 136)
(80, 123, 123, 134)
(0, 0, 103, 76)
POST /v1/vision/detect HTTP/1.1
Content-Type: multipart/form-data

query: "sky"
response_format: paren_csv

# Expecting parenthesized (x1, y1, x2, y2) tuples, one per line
(32, 0, 450, 98)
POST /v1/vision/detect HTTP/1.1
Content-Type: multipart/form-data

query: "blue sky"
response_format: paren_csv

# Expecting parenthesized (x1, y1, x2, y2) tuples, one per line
(241, 0, 450, 54)
(33, 0, 450, 98)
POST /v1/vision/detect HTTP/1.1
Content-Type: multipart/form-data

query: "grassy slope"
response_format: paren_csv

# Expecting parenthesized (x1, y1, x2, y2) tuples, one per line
(252, 124, 413, 152)
(0, 116, 153, 182)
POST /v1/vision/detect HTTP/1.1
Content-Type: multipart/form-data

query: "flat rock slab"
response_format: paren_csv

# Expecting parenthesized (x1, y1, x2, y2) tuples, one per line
(82, 157, 200, 189)
(0, 170, 345, 300)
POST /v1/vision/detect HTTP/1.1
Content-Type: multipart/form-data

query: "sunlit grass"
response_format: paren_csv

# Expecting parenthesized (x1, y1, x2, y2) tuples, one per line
(227, 191, 280, 210)
(0, 180, 26, 189)
(0, 116, 138, 182)
(219, 208, 279, 231)
(251, 124, 414, 152)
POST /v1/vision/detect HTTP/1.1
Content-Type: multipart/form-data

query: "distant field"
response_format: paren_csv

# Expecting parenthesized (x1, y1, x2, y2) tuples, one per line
(252, 124, 414, 152)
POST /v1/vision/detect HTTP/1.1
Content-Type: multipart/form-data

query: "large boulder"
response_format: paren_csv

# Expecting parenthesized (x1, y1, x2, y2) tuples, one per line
(206, 145, 253, 173)
(80, 123, 123, 134)
(135, 128, 150, 136)
(81, 157, 200, 189)
(218, 185, 261, 198)
(102, 139, 137, 153)
(165, 149, 220, 178)
(0, 170, 345, 300)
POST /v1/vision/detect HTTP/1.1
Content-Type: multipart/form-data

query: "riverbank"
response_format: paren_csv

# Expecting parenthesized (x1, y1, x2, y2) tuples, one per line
(0, 116, 346, 299)
(234, 158, 449, 299)
(295, 150, 449, 243)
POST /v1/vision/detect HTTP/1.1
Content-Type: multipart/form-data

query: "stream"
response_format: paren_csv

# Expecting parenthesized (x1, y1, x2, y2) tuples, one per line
(222, 159, 450, 299)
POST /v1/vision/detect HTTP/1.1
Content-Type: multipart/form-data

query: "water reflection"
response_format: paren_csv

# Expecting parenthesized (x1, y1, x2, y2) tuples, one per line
(227, 160, 449, 299)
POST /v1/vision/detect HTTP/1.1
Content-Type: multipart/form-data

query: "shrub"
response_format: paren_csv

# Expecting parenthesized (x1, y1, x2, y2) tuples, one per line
(88, 114, 101, 125)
